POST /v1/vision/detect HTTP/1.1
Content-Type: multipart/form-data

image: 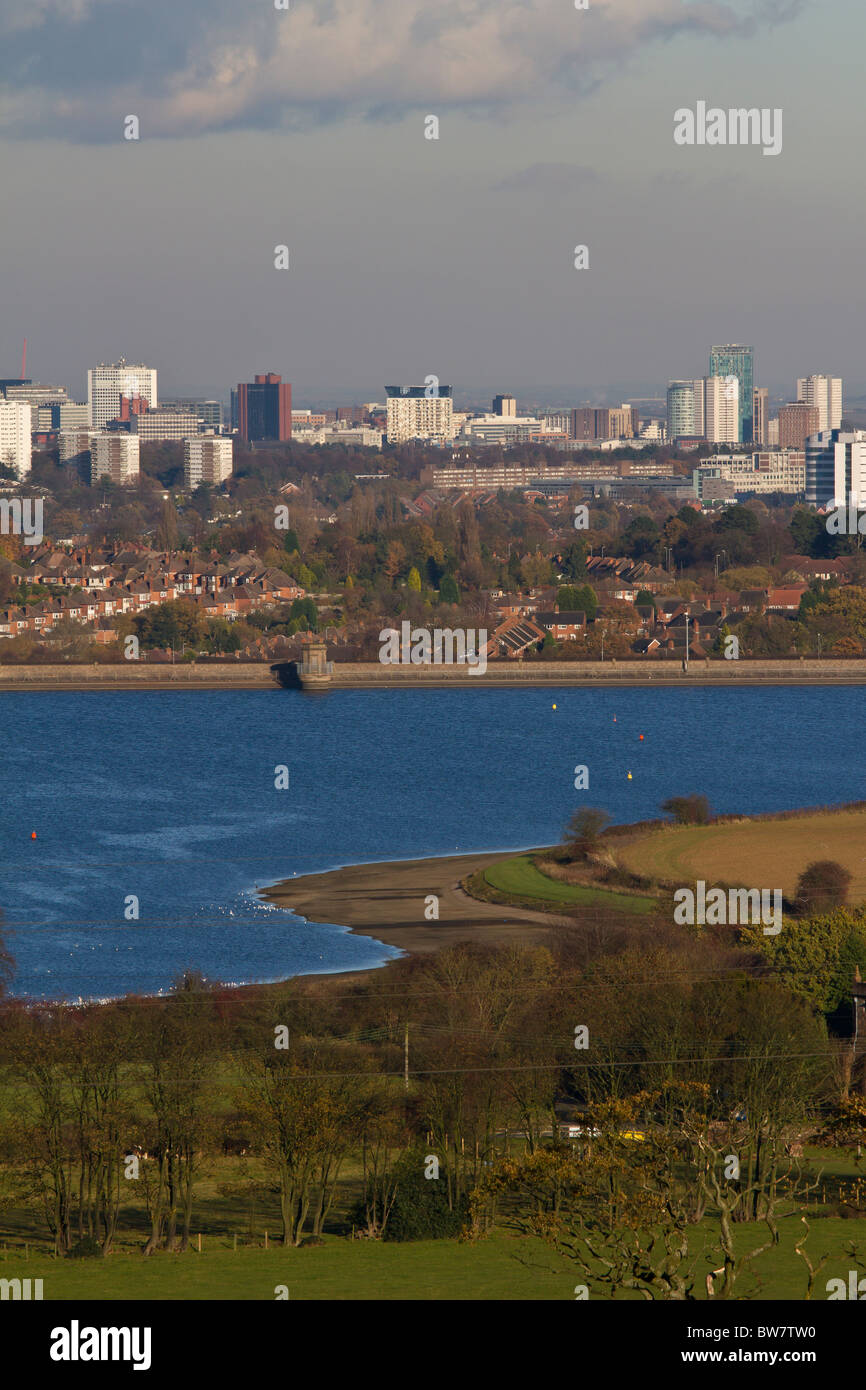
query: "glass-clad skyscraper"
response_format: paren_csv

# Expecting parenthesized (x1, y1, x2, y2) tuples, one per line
(709, 344, 754, 443)
(667, 381, 698, 440)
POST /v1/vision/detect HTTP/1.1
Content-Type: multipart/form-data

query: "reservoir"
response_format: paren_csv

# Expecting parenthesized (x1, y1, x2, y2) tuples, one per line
(1, 684, 860, 999)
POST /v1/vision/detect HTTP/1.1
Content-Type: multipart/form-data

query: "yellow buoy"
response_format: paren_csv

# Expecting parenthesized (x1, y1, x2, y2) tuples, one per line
(552, 704, 557, 710)
(627, 772, 633, 780)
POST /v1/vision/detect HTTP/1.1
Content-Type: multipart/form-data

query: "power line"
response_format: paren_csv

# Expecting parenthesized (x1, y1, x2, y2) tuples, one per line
(0, 1044, 846, 1089)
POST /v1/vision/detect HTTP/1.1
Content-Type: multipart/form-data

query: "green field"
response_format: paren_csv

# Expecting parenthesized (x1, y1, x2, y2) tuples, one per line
(483, 855, 656, 914)
(615, 807, 866, 899)
(3, 1217, 864, 1300)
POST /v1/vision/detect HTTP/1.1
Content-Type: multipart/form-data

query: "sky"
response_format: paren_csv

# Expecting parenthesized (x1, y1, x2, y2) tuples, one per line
(0, 0, 862, 408)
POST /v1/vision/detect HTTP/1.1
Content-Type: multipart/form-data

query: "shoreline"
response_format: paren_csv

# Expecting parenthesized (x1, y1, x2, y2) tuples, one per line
(261, 848, 558, 966)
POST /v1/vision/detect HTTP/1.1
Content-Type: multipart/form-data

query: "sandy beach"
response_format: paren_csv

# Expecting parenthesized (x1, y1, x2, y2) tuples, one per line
(262, 849, 557, 963)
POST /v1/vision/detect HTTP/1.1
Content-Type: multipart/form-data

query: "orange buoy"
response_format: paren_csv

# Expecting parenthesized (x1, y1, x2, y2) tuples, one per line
(31, 831, 37, 839)
(639, 734, 644, 741)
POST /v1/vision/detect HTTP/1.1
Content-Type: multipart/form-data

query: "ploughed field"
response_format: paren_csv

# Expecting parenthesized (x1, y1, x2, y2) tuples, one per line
(613, 807, 866, 900)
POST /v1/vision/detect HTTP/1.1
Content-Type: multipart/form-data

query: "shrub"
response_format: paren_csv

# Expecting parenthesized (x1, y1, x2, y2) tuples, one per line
(67, 1236, 103, 1259)
(561, 808, 611, 861)
(382, 1150, 469, 1242)
(794, 861, 852, 917)
(661, 794, 712, 826)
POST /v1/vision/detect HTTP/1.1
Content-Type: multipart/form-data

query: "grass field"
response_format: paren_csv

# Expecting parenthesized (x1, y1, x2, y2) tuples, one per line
(483, 855, 656, 914)
(2, 1217, 865, 1300)
(614, 807, 866, 900)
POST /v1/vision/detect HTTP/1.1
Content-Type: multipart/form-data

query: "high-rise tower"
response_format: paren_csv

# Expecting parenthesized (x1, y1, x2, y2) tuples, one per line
(709, 345, 754, 443)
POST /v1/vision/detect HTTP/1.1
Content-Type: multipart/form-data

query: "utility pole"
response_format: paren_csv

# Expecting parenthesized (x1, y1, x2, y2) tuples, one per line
(404, 1020, 410, 1093)
(684, 614, 690, 673)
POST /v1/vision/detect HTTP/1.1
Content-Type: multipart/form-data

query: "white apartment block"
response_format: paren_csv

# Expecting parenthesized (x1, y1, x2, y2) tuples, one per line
(386, 388, 454, 444)
(805, 429, 866, 508)
(796, 376, 842, 432)
(703, 375, 739, 444)
(88, 359, 158, 429)
(184, 436, 234, 488)
(90, 433, 140, 486)
(0, 401, 32, 478)
(132, 411, 200, 441)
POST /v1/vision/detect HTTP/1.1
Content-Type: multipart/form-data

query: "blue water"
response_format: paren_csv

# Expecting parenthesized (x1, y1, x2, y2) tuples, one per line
(0, 685, 862, 1000)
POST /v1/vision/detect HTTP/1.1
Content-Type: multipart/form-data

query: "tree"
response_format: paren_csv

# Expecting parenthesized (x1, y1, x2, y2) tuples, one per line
(739, 907, 866, 1016)
(407, 566, 422, 592)
(789, 508, 830, 558)
(621, 516, 660, 560)
(794, 861, 853, 918)
(139, 982, 216, 1254)
(690, 978, 828, 1227)
(156, 499, 179, 551)
(715, 505, 759, 536)
(204, 619, 241, 654)
(240, 1042, 376, 1247)
(562, 808, 611, 861)
(134, 599, 204, 652)
(353, 1105, 406, 1239)
(289, 596, 318, 632)
(559, 541, 587, 581)
(661, 795, 712, 826)
(384, 1148, 469, 1241)
(570, 584, 598, 620)
(439, 574, 460, 604)
(719, 566, 772, 591)
(737, 614, 797, 657)
(472, 1096, 701, 1300)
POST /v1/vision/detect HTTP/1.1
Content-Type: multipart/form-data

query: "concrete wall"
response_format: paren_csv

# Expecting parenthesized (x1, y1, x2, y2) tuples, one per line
(326, 659, 866, 686)
(0, 658, 864, 688)
(0, 664, 277, 688)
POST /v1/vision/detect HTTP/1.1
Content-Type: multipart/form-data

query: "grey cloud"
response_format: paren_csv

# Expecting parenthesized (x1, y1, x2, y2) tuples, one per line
(0, 0, 801, 142)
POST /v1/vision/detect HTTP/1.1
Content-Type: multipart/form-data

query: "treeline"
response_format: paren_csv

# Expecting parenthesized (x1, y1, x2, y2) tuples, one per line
(0, 904, 863, 1263)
